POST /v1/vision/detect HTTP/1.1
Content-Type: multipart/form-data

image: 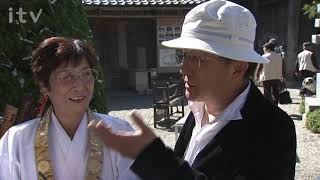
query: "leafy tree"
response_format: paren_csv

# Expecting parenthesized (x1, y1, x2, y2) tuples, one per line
(0, 0, 107, 116)
(303, 0, 320, 19)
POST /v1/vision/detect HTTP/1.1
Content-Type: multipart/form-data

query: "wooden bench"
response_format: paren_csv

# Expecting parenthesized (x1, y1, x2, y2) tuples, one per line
(152, 81, 185, 128)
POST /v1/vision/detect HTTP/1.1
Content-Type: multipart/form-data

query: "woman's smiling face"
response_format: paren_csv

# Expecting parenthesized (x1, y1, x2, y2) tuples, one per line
(41, 58, 95, 116)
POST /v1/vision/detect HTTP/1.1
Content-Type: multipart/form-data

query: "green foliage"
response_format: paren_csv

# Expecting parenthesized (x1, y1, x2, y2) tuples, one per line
(91, 63, 107, 113)
(306, 108, 320, 134)
(303, 1, 320, 19)
(0, 0, 107, 114)
(300, 98, 305, 114)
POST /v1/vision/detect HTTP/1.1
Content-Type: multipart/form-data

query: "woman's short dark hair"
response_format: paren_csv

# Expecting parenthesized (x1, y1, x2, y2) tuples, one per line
(31, 37, 98, 89)
(263, 42, 275, 51)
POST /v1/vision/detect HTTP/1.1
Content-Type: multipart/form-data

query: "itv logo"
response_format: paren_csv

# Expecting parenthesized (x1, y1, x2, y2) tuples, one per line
(8, 7, 42, 24)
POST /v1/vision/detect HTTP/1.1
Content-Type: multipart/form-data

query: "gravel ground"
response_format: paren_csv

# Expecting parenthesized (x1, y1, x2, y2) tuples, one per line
(282, 88, 320, 180)
(108, 86, 320, 180)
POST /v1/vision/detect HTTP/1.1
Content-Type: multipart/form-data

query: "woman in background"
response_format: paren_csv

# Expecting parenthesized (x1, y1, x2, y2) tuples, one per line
(256, 42, 284, 105)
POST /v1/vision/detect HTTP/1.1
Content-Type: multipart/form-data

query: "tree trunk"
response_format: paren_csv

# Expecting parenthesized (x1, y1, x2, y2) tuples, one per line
(286, 0, 302, 80)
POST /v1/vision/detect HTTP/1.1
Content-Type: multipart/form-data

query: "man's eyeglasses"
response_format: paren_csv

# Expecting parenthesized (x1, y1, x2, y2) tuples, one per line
(176, 51, 214, 66)
(54, 69, 98, 84)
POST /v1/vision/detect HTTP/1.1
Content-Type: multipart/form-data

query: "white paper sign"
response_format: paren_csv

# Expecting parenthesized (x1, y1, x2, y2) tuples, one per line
(159, 49, 179, 67)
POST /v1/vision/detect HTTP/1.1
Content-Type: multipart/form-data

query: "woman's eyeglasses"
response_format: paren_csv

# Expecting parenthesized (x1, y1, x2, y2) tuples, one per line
(54, 69, 98, 84)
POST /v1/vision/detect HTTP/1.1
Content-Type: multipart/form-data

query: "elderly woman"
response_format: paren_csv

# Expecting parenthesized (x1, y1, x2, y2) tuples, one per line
(0, 37, 139, 180)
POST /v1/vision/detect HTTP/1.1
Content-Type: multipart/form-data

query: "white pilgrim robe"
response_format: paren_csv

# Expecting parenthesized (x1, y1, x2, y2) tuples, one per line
(0, 112, 140, 180)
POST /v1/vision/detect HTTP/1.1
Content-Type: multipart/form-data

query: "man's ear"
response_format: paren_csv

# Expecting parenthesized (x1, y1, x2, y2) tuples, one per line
(231, 62, 248, 79)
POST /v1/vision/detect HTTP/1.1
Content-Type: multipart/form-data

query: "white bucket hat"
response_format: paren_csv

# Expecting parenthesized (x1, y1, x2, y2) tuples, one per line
(162, 0, 269, 64)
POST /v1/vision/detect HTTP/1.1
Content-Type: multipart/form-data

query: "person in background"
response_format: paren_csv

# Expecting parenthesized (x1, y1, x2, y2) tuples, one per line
(269, 38, 285, 59)
(0, 37, 139, 180)
(295, 42, 319, 96)
(89, 1, 297, 179)
(256, 42, 284, 105)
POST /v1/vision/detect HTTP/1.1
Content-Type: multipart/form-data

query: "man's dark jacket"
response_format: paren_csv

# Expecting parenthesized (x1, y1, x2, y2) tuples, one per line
(131, 83, 296, 180)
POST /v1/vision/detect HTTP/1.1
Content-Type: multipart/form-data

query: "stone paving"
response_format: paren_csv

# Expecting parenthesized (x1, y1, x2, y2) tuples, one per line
(108, 86, 320, 180)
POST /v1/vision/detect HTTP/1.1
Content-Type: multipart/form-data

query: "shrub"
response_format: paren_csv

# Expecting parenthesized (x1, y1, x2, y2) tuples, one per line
(300, 98, 305, 114)
(306, 109, 320, 134)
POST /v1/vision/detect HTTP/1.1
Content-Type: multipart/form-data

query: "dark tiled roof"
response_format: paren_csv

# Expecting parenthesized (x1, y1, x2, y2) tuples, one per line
(82, 0, 205, 6)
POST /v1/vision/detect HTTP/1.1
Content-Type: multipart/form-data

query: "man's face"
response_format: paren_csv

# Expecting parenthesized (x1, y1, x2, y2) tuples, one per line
(41, 58, 95, 116)
(180, 50, 236, 102)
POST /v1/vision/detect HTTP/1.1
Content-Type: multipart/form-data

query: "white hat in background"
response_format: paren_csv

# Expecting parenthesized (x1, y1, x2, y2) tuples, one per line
(162, 0, 269, 64)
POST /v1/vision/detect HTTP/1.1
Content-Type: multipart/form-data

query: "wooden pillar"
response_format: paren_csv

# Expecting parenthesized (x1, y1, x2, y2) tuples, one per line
(118, 21, 128, 69)
(286, 0, 302, 79)
(251, 0, 260, 50)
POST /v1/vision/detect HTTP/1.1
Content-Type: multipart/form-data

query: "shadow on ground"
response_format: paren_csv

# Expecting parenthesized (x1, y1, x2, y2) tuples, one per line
(108, 95, 153, 111)
(290, 114, 302, 121)
(108, 89, 188, 111)
(296, 154, 300, 163)
(154, 119, 180, 132)
(286, 102, 301, 105)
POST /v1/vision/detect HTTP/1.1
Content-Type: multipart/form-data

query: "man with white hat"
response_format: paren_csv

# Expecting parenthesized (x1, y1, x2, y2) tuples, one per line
(89, 0, 296, 179)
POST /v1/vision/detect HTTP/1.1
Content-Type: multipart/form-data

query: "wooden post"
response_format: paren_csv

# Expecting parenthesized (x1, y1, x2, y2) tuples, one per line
(286, 0, 302, 80)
